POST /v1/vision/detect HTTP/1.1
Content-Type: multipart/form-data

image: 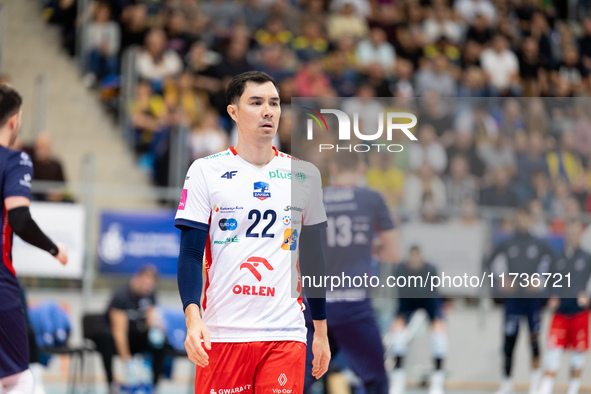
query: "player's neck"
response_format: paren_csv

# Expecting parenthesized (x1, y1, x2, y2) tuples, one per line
(0, 130, 12, 148)
(233, 142, 275, 168)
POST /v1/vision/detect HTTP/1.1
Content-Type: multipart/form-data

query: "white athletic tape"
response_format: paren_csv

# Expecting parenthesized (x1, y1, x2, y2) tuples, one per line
(570, 352, 586, 370)
(431, 330, 448, 358)
(543, 348, 563, 371)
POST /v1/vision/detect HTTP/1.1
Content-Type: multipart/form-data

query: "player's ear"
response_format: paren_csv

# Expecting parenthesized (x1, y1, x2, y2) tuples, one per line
(227, 104, 238, 123)
(7, 112, 19, 132)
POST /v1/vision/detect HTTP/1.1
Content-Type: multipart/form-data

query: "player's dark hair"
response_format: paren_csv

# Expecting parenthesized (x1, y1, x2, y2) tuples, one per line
(226, 71, 279, 105)
(0, 85, 22, 127)
(409, 245, 420, 253)
(331, 152, 361, 172)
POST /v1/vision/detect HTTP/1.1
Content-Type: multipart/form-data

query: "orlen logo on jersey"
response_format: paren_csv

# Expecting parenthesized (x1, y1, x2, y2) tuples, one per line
(178, 189, 188, 210)
(305, 107, 417, 153)
(253, 182, 271, 200)
(233, 257, 276, 297)
(218, 218, 238, 231)
(282, 229, 298, 251)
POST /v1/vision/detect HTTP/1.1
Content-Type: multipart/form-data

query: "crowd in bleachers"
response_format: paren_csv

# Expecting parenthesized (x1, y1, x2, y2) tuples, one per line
(41, 0, 591, 230)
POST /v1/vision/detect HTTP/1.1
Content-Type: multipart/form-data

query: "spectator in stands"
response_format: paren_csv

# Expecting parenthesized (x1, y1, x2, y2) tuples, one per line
(528, 199, 550, 237)
(255, 18, 293, 48)
(415, 54, 457, 97)
(466, 13, 494, 46)
(30, 133, 69, 203)
(446, 132, 485, 178)
(578, 17, 591, 70)
(324, 48, 360, 97)
(356, 27, 395, 74)
(409, 124, 448, 174)
(188, 109, 228, 161)
(445, 155, 479, 217)
(83, 3, 121, 88)
(546, 131, 585, 186)
(518, 37, 550, 96)
(479, 166, 519, 208)
(165, 10, 195, 58)
(517, 132, 549, 185)
(477, 133, 516, 174)
(50, 0, 77, 56)
(258, 45, 297, 83)
(240, 0, 269, 32)
(551, 46, 590, 94)
(458, 67, 489, 97)
(528, 170, 554, 211)
(119, 4, 149, 53)
(480, 35, 520, 96)
(423, 6, 463, 45)
(136, 29, 183, 89)
(360, 62, 392, 97)
(163, 72, 208, 127)
(93, 265, 165, 391)
(454, 0, 496, 25)
(294, 57, 332, 97)
(404, 162, 446, 218)
(292, 21, 329, 62)
(459, 40, 482, 69)
(394, 24, 423, 70)
(200, 0, 241, 40)
(327, 2, 369, 42)
(131, 81, 170, 156)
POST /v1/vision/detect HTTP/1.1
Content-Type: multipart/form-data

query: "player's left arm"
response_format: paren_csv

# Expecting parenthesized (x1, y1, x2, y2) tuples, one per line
(299, 229, 330, 379)
(4, 152, 67, 264)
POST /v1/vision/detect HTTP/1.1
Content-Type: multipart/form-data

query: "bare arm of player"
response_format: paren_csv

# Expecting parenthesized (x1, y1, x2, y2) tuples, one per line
(4, 196, 68, 265)
(311, 319, 330, 379)
(184, 303, 211, 367)
(109, 308, 132, 361)
(378, 228, 402, 263)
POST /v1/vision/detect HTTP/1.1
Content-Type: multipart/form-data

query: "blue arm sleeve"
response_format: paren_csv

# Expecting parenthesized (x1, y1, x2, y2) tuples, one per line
(177, 227, 208, 311)
(299, 229, 327, 320)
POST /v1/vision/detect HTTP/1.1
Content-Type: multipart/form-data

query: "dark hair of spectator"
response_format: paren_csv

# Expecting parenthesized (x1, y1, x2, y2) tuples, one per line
(226, 71, 279, 105)
(0, 85, 22, 128)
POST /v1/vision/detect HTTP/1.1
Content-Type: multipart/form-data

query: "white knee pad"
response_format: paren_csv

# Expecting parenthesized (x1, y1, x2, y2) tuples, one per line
(543, 348, 563, 372)
(1, 369, 34, 394)
(431, 330, 448, 358)
(390, 329, 408, 356)
(570, 352, 586, 370)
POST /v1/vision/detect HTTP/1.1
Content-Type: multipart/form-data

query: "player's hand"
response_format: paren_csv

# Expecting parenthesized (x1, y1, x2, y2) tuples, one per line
(185, 305, 211, 367)
(311, 320, 330, 379)
(577, 292, 590, 308)
(54, 243, 68, 266)
(547, 297, 560, 310)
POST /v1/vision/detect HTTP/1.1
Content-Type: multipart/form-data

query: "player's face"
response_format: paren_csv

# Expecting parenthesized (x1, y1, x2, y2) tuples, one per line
(229, 81, 281, 144)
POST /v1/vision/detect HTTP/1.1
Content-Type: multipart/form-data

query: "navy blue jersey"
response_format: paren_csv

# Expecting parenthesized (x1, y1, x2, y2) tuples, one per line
(0, 147, 33, 311)
(487, 232, 554, 297)
(322, 186, 394, 295)
(553, 248, 591, 316)
(395, 262, 439, 298)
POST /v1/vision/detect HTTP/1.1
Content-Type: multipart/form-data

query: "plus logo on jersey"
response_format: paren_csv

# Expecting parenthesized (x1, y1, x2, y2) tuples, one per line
(253, 182, 271, 200)
(282, 229, 298, 251)
(240, 257, 274, 281)
(221, 171, 238, 179)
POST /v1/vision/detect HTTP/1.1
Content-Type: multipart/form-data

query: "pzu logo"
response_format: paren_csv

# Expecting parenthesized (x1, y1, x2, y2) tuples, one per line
(221, 171, 238, 179)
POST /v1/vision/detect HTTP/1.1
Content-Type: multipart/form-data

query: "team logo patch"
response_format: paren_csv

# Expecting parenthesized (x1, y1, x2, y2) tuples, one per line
(254, 182, 271, 200)
(282, 229, 298, 251)
(282, 216, 291, 225)
(178, 189, 188, 210)
(295, 172, 306, 183)
(218, 218, 238, 231)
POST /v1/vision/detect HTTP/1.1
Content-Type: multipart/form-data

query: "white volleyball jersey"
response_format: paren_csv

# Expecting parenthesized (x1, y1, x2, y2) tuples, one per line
(175, 146, 327, 343)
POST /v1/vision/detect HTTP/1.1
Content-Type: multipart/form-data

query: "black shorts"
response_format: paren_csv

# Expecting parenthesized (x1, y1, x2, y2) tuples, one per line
(397, 298, 443, 322)
(0, 305, 29, 378)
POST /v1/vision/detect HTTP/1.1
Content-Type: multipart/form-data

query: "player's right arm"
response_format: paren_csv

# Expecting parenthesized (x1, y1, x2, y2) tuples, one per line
(175, 159, 212, 367)
(4, 151, 67, 265)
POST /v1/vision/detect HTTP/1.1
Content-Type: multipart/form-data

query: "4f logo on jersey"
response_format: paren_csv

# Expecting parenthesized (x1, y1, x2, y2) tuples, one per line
(282, 229, 298, 251)
(253, 182, 271, 200)
(221, 171, 238, 179)
(240, 257, 274, 281)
